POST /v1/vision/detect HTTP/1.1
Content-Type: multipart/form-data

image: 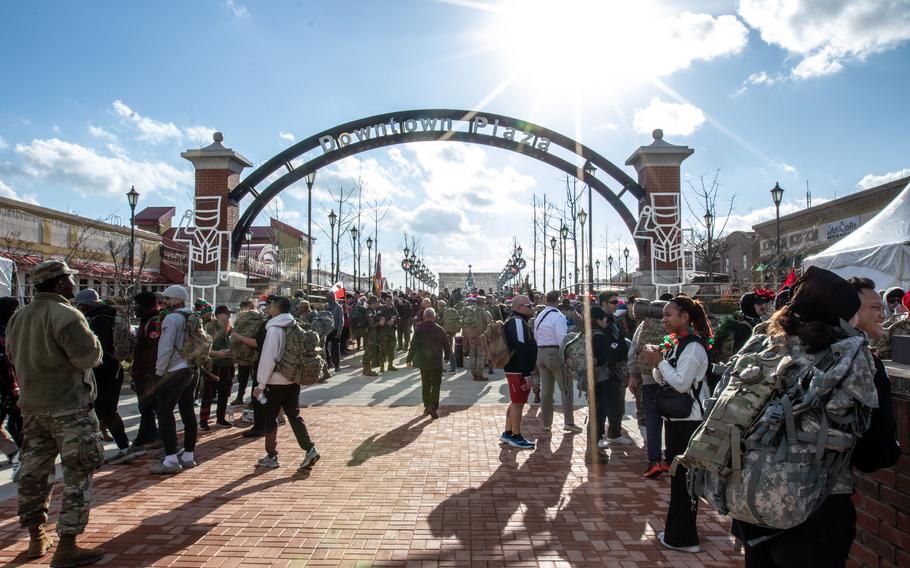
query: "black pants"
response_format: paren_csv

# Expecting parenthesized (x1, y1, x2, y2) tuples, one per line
(591, 379, 611, 442)
(605, 369, 627, 439)
(133, 375, 158, 446)
(200, 365, 233, 424)
(419, 366, 442, 410)
(94, 364, 130, 449)
(155, 368, 198, 456)
(262, 384, 313, 457)
(236, 365, 253, 400)
(340, 327, 351, 354)
(664, 419, 700, 547)
(739, 494, 855, 568)
(397, 321, 412, 350)
(0, 395, 22, 448)
(325, 330, 341, 369)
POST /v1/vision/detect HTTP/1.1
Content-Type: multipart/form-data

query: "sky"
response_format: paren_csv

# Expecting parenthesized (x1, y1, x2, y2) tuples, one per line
(1, 0, 909, 289)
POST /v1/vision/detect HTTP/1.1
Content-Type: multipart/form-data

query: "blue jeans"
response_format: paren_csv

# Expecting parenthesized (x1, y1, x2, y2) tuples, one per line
(642, 383, 669, 464)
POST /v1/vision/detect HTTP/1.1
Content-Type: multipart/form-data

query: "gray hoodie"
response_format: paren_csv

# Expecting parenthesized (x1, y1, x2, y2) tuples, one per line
(155, 307, 192, 375)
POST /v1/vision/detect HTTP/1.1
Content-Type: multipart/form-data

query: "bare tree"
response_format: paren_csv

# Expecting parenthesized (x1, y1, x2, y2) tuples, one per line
(684, 170, 735, 289)
(106, 238, 149, 298)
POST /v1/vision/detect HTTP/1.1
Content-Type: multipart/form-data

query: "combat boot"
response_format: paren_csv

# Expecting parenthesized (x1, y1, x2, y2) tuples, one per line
(387, 360, 399, 372)
(50, 534, 104, 567)
(362, 366, 378, 377)
(378, 363, 385, 373)
(27, 525, 53, 559)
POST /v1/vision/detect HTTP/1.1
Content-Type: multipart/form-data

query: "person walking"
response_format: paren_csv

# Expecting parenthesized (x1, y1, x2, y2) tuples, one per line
(150, 285, 199, 474)
(535, 290, 582, 433)
(129, 291, 161, 453)
(642, 295, 712, 553)
(499, 294, 537, 450)
(361, 296, 381, 377)
(406, 308, 452, 419)
(200, 306, 235, 430)
(325, 292, 344, 372)
(378, 293, 399, 372)
(253, 297, 320, 470)
(0, 297, 23, 465)
(231, 299, 258, 405)
(6, 260, 105, 565)
(72, 289, 136, 466)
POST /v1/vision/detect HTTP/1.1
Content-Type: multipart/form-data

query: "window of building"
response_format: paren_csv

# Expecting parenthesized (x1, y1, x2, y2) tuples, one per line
(742, 254, 748, 270)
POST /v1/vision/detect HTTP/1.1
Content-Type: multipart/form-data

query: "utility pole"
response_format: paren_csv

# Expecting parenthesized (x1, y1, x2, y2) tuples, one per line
(532, 195, 537, 291)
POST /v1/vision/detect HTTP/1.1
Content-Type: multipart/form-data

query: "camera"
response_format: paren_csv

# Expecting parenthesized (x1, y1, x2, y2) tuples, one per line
(631, 299, 667, 320)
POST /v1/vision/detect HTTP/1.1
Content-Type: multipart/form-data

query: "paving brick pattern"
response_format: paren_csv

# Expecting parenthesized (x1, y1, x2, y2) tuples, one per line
(0, 404, 744, 567)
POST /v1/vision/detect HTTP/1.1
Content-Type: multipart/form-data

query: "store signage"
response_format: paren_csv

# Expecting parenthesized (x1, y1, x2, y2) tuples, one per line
(318, 115, 552, 154)
(825, 216, 860, 241)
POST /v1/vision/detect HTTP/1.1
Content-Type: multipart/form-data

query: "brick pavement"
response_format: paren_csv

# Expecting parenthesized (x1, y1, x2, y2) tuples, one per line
(0, 400, 745, 567)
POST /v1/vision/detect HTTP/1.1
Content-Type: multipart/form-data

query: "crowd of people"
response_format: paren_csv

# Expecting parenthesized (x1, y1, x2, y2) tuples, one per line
(0, 257, 907, 567)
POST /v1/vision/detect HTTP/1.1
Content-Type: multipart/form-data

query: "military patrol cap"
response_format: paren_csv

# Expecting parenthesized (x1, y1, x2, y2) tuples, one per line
(31, 259, 78, 285)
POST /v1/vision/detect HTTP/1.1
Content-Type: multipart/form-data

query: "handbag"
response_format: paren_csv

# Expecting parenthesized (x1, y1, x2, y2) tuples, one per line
(655, 385, 694, 418)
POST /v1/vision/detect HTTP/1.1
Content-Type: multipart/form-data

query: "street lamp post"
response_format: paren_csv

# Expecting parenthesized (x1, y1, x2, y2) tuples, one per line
(366, 236, 373, 293)
(126, 185, 139, 294)
(704, 209, 715, 286)
(328, 209, 337, 282)
(771, 182, 785, 284)
(305, 171, 317, 292)
(350, 227, 359, 292)
(608, 255, 614, 285)
(560, 224, 569, 291)
(315, 257, 321, 287)
(578, 209, 587, 295)
(584, 161, 596, 293)
(623, 246, 630, 282)
(549, 237, 557, 290)
(595, 259, 600, 285)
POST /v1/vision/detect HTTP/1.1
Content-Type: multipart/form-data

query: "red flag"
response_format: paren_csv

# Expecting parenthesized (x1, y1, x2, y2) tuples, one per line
(779, 268, 796, 292)
(374, 253, 383, 294)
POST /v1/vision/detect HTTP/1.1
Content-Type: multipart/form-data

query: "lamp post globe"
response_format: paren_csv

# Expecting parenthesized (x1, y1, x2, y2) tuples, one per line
(771, 182, 785, 284)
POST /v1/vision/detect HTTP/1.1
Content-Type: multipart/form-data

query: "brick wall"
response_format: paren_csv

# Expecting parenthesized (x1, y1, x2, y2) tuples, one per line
(849, 385, 910, 568)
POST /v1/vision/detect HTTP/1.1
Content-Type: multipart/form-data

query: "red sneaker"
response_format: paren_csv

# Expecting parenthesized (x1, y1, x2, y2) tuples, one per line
(661, 462, 672, 473)
(643, 463, 663, 478)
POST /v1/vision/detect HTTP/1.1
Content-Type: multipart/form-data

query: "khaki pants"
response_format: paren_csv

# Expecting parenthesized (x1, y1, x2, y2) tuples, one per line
(537, 347, 574, 428)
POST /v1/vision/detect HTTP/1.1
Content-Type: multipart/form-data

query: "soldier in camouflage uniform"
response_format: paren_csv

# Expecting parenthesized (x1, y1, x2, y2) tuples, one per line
(361, 296, 381, 377)
(627, 305, 672, 477)
(6, 260, 106, 566)
(461, 298, 491, 381)
(378, 293, 399, 372)
(872, 312, 910, 360)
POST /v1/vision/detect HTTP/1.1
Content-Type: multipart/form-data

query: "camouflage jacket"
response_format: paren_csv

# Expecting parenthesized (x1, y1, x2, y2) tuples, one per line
(630, 318, 666, 379)
(871, 314, 910, 360)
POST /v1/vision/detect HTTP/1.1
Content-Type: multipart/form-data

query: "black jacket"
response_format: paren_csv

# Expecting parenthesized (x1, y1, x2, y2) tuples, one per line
(85, 303, 121, 382)
(407, 321, 451, 370)
(504, 314, 537, 376)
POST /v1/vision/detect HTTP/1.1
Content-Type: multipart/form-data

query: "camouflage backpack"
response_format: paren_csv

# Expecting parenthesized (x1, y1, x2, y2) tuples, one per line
(309, 310, 336, 339)
(461, 305, 490, 339)
(175, 311, 213, 368)
(90, 309, 136, 363)
(480, 318, 512, 368)
(681, 330, 877, 531)
(441, 307, 462, 335)
(561, 330, 606, 395)
(871, 314, 910, 360)
(633, 318, 666, 376)
(349, 304, 368, 329)
(277, 322, 324, 386)
(231, 310, 266, 365)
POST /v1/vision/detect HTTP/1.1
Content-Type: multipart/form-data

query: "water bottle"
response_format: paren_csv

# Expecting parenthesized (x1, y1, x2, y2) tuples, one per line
(256, 389, 267, 405)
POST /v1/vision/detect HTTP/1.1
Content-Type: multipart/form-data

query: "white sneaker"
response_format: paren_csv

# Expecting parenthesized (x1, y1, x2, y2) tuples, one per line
(657, 531, 700, 553)
(299, 447, 320, 470)
(256, 454, 279, 468)
(597, 438, 610, 449)
(607, 434, 634, 446)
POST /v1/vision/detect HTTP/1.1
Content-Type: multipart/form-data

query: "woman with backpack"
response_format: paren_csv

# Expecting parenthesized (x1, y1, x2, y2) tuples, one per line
(642, 294, 713, 553)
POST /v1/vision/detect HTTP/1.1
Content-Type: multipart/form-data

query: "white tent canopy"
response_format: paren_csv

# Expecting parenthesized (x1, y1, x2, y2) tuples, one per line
(804, 181, 910, 289)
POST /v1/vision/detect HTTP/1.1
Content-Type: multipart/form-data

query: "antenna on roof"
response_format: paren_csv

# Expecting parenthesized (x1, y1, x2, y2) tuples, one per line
(806, 180, 811, 208)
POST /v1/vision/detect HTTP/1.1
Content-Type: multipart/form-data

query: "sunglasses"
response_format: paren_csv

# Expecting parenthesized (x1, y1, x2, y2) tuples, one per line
(606, 300, 619, 305)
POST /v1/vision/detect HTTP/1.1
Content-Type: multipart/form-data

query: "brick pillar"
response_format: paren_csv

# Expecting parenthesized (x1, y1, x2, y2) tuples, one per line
(625, 129, 693, 287)
(180, 132, 252, 274)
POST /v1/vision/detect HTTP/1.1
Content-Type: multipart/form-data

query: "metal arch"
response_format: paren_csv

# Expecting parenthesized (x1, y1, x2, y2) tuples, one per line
(230, 109, 645, 256)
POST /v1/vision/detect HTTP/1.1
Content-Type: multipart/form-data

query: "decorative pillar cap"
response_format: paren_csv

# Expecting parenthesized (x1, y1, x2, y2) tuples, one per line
(625, 129, 694, 173)
(181, 132, 253, 173)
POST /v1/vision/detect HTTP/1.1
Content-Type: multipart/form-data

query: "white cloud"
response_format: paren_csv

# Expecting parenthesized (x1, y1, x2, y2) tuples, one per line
(633, 97, 706, 136)
(857, 168, 910, 190)
(278, 132, 296, 142)
(184, 125, 216, 145)
(745, 71, 782, 87)
(224, 0, 249, 17)
(738, 0, 910, 79)
(0, 136, 8, 150)
(596, 122, 619, 131)
(14, 138, 193, 198)
(779, 162, 797, 173)
(112, 99, 182, 143)
(88, 124, 116, 141)
(0, 179, 39, 205)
